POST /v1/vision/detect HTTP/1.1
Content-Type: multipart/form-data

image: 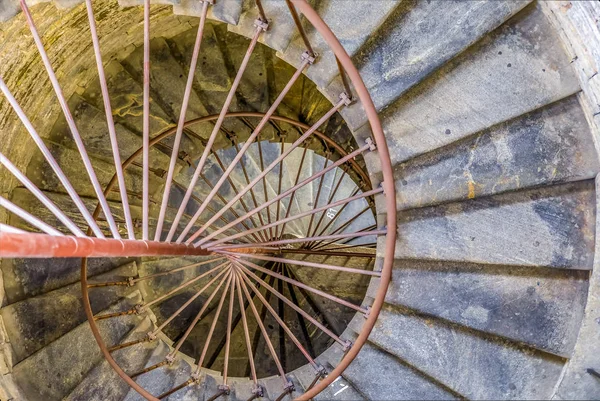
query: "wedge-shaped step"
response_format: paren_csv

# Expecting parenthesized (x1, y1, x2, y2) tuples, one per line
(173, 0, 243, 25)
(350, 307, 565, 400)
(367, 260, 589, 357)
(343, 342, 458, 400)
(361, 2, 580, 164)
(393, 180, 596, 269)
(342, 0, 531, 130)
(0, 261, 137, 363)
(12, 293, 144, 401)
(64, 317, 156, 401)
(1, 256, 132, 303)
(279, 0, 398, 88)
(393, 95, 600, 210)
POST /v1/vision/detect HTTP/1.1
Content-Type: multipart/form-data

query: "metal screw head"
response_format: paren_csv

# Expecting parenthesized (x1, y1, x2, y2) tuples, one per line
(218, 384, 231, 394)
(165, 353, 175, 365)
(301, 51, 317, 65)
(365, 138, 377, 151)
(342, 339, 353, 352)
(146, 331, 157, 341)
(254, 18, 269, 31)
(339, 92, 353, 106)
(252, 385, 264, 396)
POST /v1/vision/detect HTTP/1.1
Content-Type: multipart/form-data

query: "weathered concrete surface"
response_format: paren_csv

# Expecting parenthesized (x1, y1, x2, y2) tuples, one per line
(352, 306, 565, 400)
(0, 262, 137, 363)
(174, 0, 242, 26)
(12, 292, 143, 401)
(343, 341, 458, 400)
(360, 2, 582, 168)
(64, 317, 155, 401)
(337, 0, 532, 130)
(367, 260, 589, 357)
(552, 175, 600, 400)
(394, 180, 596, 269)
(393, 95, 600, 210)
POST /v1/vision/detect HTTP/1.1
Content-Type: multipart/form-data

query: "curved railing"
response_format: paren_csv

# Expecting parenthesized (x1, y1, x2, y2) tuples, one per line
(0, 0, 395, 399)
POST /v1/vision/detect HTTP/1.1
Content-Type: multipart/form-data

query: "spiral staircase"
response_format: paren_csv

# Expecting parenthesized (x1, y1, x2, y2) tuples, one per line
(0, 0, 599, 400)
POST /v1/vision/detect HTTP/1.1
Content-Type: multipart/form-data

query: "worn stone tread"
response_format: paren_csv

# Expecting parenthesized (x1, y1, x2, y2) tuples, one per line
(392, 180, 596, 270)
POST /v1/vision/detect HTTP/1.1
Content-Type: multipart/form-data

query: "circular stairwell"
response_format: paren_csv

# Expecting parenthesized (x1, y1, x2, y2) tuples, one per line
(0, 1, 599, 400)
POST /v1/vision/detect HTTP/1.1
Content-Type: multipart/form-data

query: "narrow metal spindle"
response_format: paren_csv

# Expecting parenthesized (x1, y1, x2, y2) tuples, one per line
(273, 134, 286, 241)
(166, 24, 266, 242)
(155, 0, 210, 240)
(233, 258, 369, 314)
(234, 274, 259, 388)
(0, 152, 85, 237)
(235, 264, 318, 370)
(284, 0, 315, 57)
(176, 59, 311, 243)
(0, 76, 105, 238)
(194, 133, 366, 247)
(168, 267, 231, 356)
(310, 205, 371, 250)
(188, 96, 349, 245)
(0, 195, 63, 236)
(222, 273, 236, 387)
(19, 0, 121, 239)
(85, 0, 135, 239)
(304, 150, 330, 239)
(234, 268, 289, 386)
(237, 263, 347, 347)
(207, 188, 382, 247)
(283, 265, 315, 356)
(144, 262, 228, 310)
(214, 229, 385, 251)
(219, 251, 379, 277)
(131, 257, 225, 284)
(309, 165, 349, 240)
(193, 271, 234, 376)
(149, 267, 231, 337)
(0, 224, 26, 234)
(308, 187, 360, 248)
(256, 132, 274, 240)
(142, 0, 151, 240)
(276, 145, 308, 240)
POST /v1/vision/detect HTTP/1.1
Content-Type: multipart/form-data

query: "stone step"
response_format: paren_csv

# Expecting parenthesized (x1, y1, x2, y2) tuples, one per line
(390, 94, 600, 211)
(11, 292, 144, 401)
(349, 306, 565, 400)
(63, 316, 156, 401)
(0, 261, 137, 363)
(392, 179, 596, 270)
(279, 0, 399, 89)
(173, 0, 243, 25)
(366, 259, 589, 357)
(356, 2, 580, 167)
(329, 0, 532, 131)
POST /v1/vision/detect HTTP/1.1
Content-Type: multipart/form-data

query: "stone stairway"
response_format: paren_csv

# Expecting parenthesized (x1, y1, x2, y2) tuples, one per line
(0, 0, 598, 400)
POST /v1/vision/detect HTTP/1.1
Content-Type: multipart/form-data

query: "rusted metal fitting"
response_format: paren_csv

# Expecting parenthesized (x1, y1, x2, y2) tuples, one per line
(146, 331, 157, 341)
(200, 0, 214, 4)
(365, 137, 377, 151)
(254, 18, 269, 31)
(218, 384, 231, 394)
(339, 92, 353, 106)
(179, 151, 193, 166)
(127, 277, 136, 287)
(363, 305, 371, 319)
(154, 168, 167, 178)
(342, 339, 353, 352)
(379, 181, 386, 196)
(316, 365, 327, 378)
(191, 371, 202, 383)
(283, 380, 295, 392)
(134, 304, 146, 314)
(165, 353, 176, 365)
(252, 384, 264, 397)
(301, 50, 317, 65)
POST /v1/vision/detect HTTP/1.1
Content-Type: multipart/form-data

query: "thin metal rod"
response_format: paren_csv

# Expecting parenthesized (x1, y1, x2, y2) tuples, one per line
(131, 257, 225, 284)
(304, 152, 330, 239)
(108, 338, 149, 353)
(0, 76, 105, 238)
(234, 268, 288, 385)
(207, 188, 383, 247)
(236, 264, 318, 369)
(0, 224, 26, 234)
(280, 248, 375, 259)
(273, 135, 286, 241)
(177, 59, 310, 243)
(85, 0, 135, 239)
(188, 98, 348, 244)
(285, 0, 315, 57)
(130, 361, 168, 379)
(151, 267, 230, 336)
(222, 272, 236, 386)
(158, 379, 193, 400)
(256, 131, 274, 240)
(155, 1, 210, 241)
(276, 145, 308, 240)
(166, 26, 264, 242)
(308, 188, 361, 248)
(169, 267, 231, 355)
(235, 273, 258, 386)
(0, 152, 85, 237)
(336, 56, 353, 100)
(213, 229, 385, 251)
(19, 0, 120, 239)
(283, 265, 315, 356)
(194, 272, 234, 374)
(254, 0, 268, 22)
(238, 263, 347, 346)
(310, 205, 370, 250)
(234, 257, 368, 314)
(145, 262, 228, 310)
(310, 165, 348, 240)
(220, 252, 379, 277)
(0, 196, 63, 236)
(142, 0, 150, 240)
(194, 134, 364, 247)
